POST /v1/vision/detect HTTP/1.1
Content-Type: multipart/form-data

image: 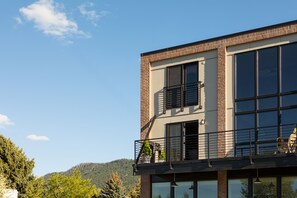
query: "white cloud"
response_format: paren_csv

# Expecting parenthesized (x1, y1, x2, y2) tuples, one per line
(15, 17, 23, 24)
(27, 134, 50, 141)
(19, 0, 87, 38)
(0, 114, 14, 128)
(78, 2, 107, 26)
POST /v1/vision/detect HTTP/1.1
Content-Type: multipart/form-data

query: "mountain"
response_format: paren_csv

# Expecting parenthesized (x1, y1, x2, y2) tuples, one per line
(44, 159, 138, 191)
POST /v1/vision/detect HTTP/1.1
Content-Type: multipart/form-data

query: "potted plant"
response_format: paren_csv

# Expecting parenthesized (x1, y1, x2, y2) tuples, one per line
(158, 150, 166, 163)
(142, 140, 152, 163)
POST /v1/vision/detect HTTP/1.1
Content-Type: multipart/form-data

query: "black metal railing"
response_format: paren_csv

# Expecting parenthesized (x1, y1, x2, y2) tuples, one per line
(163, 82, 202, 113)
(134, 123, 297, 165)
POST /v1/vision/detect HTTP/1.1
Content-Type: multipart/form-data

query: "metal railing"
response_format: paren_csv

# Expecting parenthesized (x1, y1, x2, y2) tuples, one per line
(163, 82, 202, 113)
(134, 123, 297, 165)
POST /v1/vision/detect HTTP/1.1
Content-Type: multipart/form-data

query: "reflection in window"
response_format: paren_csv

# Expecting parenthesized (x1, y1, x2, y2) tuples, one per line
(236, 51, 255, 99)
(236, 100, 255, 113)
(175, 182, 194, 198)
(152, 183, 170, 198)
(253, 177, 276, 198)
(258, 97, 277, 110)
(258, 47, 278, 96)
(198, 180, 217, 198)
(282, 43, 297, 93)
(282, 177, 297, 198)
(228, 179, 248, 198)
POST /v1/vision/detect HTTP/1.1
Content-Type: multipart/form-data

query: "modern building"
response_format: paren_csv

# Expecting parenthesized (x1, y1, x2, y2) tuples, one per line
(133, 20, 297, 198)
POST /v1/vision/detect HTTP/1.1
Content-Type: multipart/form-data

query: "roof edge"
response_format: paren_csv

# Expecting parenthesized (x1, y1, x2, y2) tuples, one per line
(141, 19, 297, 57)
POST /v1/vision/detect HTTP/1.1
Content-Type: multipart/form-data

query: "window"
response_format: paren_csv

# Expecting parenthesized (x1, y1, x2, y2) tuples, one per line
(282, 177, 297, 197)
(198, 180, 217, 198)
(166, 62, 199, 109)
(234, 43, 297, 156)
(152, 182, 171, 198)
(228, 179, 248, 198)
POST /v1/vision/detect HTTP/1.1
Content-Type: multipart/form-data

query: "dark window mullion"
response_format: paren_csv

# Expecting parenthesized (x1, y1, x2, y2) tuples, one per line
(278, 46, 282, 136)
(255, 51, 259, 154)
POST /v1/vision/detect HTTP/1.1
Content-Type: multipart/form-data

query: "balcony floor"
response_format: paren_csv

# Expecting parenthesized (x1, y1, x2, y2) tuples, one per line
(134, 153, 297, 175)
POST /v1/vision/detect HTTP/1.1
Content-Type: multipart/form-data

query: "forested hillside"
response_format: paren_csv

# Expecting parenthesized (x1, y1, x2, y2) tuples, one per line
(44, 159, 138, 190)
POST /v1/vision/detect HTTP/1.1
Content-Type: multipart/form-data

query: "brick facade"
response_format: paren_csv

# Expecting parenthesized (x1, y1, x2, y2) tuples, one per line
(139, 21, 297, 198)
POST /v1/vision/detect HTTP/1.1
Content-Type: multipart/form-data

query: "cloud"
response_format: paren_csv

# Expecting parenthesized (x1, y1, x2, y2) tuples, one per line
(15, 17, 23, 24)
(19, 0, 87, 38)
(78, 2, 107, 26)
(27, 134, 50, 141)
(0, 114, 14, 128)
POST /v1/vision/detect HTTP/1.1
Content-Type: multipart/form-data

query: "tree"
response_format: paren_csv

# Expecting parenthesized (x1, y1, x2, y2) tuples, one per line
(25, 177, 45, 198)
(43, 169, 98, 198)
(0, 174, 7, 197)
(0, 134, 35, 197)
(128, 178, 140, 198)
(99, 172, 126, 198)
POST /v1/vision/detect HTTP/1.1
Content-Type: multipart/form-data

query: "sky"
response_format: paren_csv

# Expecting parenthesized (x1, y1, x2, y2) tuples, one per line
(0, 0, 297, 176)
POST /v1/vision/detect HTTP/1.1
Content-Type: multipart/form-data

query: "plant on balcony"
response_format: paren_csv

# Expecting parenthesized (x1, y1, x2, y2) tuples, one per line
(158, 150, 166, 163)
(142, 140, 152, 163)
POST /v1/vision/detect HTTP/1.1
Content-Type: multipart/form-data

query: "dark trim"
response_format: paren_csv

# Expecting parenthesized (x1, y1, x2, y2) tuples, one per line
(141, 20, 297, 56)
(135, 154, 297, 176)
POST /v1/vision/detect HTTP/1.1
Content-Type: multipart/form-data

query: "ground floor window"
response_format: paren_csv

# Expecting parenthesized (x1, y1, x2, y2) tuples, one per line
(151, 180, 217, 198)
(282, 177, 297, 198)
(175, 182, 194, 198)
(228, 179, 248, 198)
(198, 180, 217, 198)
(152, 182, 170, 198)
(253, 177, 276, 198)
(228, 176, 297, 198)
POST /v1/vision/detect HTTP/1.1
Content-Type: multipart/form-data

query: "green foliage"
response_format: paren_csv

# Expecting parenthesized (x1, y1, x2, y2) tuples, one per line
(143, 140, 152, 156)
(99, 172, 126, 198)
(25, 177, 45, 198)
(43, 169, 98, 198)
(158, 150, 166, 160)
(0, 174, 7, 197)
(128, 178, 140, 198)
(45, 159, 138, 192)
(0, 134, 35, 197)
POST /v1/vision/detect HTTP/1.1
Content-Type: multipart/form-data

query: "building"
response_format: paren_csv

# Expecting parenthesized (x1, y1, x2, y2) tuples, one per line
(133, 20, 297, 198)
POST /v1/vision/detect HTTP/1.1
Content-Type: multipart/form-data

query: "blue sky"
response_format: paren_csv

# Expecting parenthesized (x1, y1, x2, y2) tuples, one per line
(0, 0, 297, 176)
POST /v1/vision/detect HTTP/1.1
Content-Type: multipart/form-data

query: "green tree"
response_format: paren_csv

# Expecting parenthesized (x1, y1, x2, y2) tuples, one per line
(128, 178, 140, 198)
(43, 169, 98, 198)
(0, 134, 35, 197)
(0, 174, 7, 197)
(25, 177, 45, 198)
(99, 172, 126, 198)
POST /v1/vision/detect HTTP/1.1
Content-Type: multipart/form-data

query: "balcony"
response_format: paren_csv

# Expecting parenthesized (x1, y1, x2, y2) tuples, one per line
(163, 82, 202, 113)
(133, 124, 297, 175)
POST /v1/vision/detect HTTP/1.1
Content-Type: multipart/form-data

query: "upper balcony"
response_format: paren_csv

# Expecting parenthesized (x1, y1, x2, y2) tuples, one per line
(133, 123, 297, 175)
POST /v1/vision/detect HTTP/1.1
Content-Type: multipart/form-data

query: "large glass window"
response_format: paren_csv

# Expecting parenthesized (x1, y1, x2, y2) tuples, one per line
(281, 43, 297, 92)
(166, 62, 198, 109)
(152, 182, 171, 198)
(198, 180, 217, 198)
(228, 179, 248, 198)
(236, 51, 255, 99)
(175, 182, 194, 198)
(235, 43, 297, 156)
(282, 177, 297, 198)
(253, 177, 276, 198)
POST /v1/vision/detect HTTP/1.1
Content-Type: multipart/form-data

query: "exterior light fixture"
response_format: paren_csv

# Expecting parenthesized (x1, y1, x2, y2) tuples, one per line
(200, 119, 206, 125)
(171, 173, 178, 187)
(254, 168, 262, 184)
